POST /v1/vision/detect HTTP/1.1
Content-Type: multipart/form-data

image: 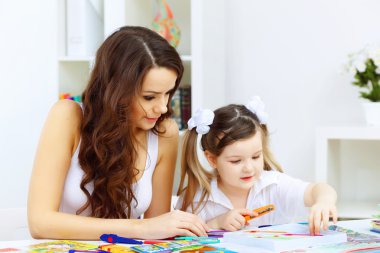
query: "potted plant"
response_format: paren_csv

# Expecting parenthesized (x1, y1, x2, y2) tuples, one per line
(346, 45, 380, 126)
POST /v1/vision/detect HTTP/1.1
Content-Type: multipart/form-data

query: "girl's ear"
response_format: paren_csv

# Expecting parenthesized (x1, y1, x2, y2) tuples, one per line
(204, 150, 217, 168)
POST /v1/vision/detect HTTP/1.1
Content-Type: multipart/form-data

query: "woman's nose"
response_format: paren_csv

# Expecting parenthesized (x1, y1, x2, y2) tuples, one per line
(154, 98, 168, 114)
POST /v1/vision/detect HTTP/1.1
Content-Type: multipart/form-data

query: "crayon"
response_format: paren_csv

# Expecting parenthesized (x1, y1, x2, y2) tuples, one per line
(244, 204, 275, 222)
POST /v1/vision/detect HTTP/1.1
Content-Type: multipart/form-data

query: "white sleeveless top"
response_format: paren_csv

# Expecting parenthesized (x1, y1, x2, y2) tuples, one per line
(59, 130, 159, 218)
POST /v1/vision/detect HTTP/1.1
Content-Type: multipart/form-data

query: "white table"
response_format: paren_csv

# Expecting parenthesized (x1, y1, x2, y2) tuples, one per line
(0, 220, 379, 253)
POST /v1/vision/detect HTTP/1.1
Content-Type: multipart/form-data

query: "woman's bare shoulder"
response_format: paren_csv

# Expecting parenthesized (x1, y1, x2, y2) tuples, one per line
(47, 100, 83, 147)
(49, 99, 82, 123)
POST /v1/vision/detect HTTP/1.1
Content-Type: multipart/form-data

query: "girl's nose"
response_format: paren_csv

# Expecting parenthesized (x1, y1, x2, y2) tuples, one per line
(243, 160, 255, 172)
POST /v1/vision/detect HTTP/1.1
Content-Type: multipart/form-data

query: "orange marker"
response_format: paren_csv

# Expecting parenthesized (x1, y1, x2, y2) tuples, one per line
(244, 204, 275, 222)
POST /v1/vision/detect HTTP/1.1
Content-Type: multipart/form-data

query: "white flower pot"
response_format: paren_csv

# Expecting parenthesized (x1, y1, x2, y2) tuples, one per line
(362, 102, 380, 126)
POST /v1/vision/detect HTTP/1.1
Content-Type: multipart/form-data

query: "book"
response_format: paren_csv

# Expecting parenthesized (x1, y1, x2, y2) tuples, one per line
(223, 223, 347, 252)
(371, 204, 380, 234)
(282, 242, 380, 253)
(28, 240, 98, 252)
(131, 240, 201, 253)
(329, 224, 380, 243)
(179, 85, 191, 129)
(171, 89, 182, 129)
(279, 224, 380, 253)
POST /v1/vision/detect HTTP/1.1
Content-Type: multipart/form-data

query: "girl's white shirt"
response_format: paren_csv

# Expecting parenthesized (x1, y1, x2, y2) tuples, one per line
(176, 170, 310, 227)
(59, 130, 158, 218)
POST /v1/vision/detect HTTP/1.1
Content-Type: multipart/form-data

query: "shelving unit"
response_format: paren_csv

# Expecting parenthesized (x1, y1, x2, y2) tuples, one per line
(57, 0, 194, 106)
(315, 126, 380, 219)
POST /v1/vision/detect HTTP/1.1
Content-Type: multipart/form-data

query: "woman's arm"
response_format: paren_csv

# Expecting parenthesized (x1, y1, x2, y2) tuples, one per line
(142, 119, 209, 237)
(28, 100, 143, 239)
(28, 107, 207, 240)
(145, 118, 178, 218)
(28, 100, 144, 239)
(304, 182, 338, 235)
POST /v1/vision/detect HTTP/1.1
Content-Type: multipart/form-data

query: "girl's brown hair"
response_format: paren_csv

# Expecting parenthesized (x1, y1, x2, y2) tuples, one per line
(78, 26, 183, 218)
(177, 104, 282, 213)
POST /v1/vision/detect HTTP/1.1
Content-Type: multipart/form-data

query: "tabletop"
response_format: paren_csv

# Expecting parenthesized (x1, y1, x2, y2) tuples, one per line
(0, 219, 379, 253)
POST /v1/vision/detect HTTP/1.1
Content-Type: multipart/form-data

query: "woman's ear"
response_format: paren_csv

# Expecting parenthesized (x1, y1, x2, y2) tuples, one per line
(204, 150, 217, 169)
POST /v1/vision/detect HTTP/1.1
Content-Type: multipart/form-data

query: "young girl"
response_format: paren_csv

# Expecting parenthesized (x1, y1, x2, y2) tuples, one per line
(28, 26, 208, 240)
(176, 97, 338, 235)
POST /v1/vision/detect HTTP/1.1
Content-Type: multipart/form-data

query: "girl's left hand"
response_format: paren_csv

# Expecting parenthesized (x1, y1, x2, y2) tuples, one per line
(308, 201, 338, 235)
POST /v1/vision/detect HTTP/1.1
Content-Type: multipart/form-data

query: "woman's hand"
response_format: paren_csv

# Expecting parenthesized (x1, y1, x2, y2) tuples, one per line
(208, 209, 257, 231)
(139, 210, 209, 239)
(308, 201, 338, 235)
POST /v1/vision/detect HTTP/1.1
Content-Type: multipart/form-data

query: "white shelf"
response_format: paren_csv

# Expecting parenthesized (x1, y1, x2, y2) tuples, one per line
(316, 126, 380, 219)
(317, 126, 380, 140)
(59, 55, 191, 63)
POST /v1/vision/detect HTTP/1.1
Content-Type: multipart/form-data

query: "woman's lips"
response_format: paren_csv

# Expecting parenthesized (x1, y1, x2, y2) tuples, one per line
(146, 117, 158, 122)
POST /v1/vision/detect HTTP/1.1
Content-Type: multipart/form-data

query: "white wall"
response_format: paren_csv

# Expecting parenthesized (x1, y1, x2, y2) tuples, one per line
(1, 0, 378, 209)
(0, 1, 57, 208)
(201, 0, 226, 110)
(224, 0, 380, 180)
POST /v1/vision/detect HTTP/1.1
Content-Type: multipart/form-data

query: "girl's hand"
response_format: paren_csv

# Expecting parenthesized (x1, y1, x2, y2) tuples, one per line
(213, 209, 257, 231)
(140, 210, 209, 239)
(308, 201, 338, 235)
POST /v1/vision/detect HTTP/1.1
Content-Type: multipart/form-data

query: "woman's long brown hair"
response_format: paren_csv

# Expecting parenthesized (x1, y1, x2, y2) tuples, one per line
(77, 26, 183, 218)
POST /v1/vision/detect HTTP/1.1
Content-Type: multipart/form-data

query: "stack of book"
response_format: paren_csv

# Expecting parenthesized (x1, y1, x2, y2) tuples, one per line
(371, 220, 380, 234)
(371, 204, 380, 233)
(171, 85, 191, 130)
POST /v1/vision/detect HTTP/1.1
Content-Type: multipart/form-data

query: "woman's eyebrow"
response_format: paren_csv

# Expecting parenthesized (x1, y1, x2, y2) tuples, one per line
(143, 87, 175, 94)
(142, 90, 161, 94)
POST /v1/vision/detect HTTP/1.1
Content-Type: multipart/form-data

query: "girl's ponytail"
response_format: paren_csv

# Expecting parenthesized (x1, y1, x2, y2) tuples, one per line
(177, 129, 213, 213)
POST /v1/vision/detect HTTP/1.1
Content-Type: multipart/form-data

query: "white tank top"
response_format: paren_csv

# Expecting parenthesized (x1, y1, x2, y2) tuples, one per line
(59, 130, 159, 218)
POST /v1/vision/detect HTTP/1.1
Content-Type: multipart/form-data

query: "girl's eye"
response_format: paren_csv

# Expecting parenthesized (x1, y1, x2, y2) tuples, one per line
(143, 96, 154, 101)
(230, 160, 241, 164)
(252, 154, 261, 160)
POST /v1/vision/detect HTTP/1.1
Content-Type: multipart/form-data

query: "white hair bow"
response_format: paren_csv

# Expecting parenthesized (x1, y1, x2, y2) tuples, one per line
(245, 96, 268, 124)
(187, 109, 215, 134)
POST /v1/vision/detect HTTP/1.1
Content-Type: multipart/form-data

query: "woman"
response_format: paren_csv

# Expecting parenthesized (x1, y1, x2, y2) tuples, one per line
(28, 26, 208, 240)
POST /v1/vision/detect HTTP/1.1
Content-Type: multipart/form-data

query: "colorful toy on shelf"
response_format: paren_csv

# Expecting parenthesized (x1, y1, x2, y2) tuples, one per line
(59, 93, 82, 102)
(152, 0, 181, 48)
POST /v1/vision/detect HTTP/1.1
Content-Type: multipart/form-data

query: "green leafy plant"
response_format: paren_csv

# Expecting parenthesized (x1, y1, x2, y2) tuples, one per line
(347, 46, 380, 102)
